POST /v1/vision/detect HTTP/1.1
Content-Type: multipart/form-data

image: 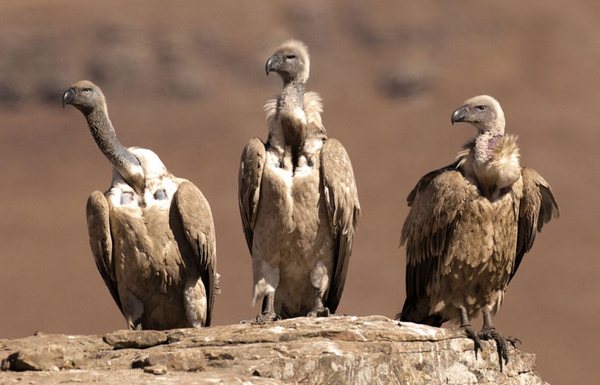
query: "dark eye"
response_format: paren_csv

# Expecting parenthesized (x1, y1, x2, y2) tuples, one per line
(285, 55, 297, 60)
(476, 105, 487, 111)
(82, 88, 92, 94)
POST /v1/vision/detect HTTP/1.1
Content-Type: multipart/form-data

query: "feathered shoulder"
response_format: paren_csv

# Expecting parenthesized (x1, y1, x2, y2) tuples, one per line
(303, 91, 325, 133)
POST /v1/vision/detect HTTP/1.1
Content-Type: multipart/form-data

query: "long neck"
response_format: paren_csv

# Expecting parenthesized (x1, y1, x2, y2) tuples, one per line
(276, 80, 307, 167)
(467, 128, 520, 199)
(85, 108, 144, 190)
(279, 80, 305, 117)
(473, 125, 504, 164)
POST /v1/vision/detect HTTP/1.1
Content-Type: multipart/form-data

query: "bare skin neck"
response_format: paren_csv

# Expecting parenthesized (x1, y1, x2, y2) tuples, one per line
(85, 108, 144, 192)
(473, 124, 504, 164)
(466, 122, 520, 200)
(277, 79, 306, 167)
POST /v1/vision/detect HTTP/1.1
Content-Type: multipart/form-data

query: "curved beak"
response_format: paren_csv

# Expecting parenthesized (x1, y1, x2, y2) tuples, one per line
(451, 106, 468, 125)
(265, 55, 281, 75)
(62, 88, 75, 108)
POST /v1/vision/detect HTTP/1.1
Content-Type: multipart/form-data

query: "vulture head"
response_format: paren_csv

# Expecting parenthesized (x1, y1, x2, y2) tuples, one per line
(62, 80, 107, 115)
(451, 95, 505, 133)
(265, 39, 310, 84)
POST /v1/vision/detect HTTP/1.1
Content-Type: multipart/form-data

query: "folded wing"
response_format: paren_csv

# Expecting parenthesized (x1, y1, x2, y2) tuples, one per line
(320, 138, 360, 313)
(173, 181, 218, 326)
(86, 191, 123, 314)
(238, 138, 266, 255)
(511, 167, 560, 282)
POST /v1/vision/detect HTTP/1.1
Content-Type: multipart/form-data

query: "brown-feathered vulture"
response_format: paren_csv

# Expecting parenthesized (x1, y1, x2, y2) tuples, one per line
(63, 80, 218, 330)
(398, 95, 559, 369)
(238, 40, 360, 322)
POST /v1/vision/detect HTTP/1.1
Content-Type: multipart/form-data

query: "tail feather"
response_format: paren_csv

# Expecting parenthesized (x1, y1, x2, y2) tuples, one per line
(397, 301, 445, 327)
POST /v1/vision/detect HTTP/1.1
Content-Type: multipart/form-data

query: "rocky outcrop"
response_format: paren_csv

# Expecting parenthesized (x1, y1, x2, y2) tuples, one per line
(0, 316, 546, 384)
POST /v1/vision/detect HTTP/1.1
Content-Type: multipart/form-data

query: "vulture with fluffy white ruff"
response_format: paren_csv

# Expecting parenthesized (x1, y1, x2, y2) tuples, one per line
(398, 95, 558, 369)
(239, 40, 360, 322)
(63, 80, 218, 330)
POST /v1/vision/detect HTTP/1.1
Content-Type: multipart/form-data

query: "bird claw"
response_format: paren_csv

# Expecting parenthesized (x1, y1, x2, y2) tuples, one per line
(461, 324, 482, 359)
(253, 312, 280, 324)
(506, 335, 522, 347)
(307, 307, 331, 317)
(478, 327, 510, 371)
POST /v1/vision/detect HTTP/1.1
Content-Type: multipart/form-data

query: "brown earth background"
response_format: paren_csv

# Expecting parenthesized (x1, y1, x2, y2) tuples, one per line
(0, 1, 598, 384)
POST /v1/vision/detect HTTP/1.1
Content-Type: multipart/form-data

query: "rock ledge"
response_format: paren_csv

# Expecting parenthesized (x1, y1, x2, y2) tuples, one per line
(0, 316, 546, 384)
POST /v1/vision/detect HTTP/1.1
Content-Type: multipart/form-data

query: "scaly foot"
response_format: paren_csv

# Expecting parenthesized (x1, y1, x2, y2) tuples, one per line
(307, 307, 331, 317)
(253, 311, 280, 324)
(478, 327, 514, 371)
(461, 323, 482, 359)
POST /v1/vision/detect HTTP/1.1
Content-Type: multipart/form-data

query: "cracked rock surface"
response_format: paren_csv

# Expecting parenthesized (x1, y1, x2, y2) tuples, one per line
(0, 316, 547, 384)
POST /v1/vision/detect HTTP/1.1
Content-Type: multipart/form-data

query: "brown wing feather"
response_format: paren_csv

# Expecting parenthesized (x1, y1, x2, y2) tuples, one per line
(511, 168, 559, 282)
(86, 191, 123, 314)
(238, 138, 266, 254)
(399, 166, 475, 324)
(173, 181, 218, 326)
(320, 138, 360, 313)
(406, 160, 461, 205)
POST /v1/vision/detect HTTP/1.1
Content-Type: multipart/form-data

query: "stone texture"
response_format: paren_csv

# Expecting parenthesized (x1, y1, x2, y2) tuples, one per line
(1, 344, 65, 371)
(0, 316, 547, 384)
(132, 350, 206, 372)
(103, 329, 168, 349)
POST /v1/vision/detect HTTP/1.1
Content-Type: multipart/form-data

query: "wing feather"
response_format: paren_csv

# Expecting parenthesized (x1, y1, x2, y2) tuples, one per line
(86, 191, 123, 314)
(173, 181, 218, 326)
(511, 168, 559, 282)
(238, 138, 266, 254)
(320, 138, 360, 313)
(399, 166, 474, 324)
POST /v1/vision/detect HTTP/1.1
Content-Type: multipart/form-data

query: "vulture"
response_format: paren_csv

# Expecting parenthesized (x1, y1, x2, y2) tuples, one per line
(238, 40, 360, 322)
(63, 80, 218, 330)
(398, 95, 559, 368)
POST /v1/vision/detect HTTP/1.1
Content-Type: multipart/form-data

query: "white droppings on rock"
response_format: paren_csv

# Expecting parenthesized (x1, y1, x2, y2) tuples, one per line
(0, 316, 545, 384)
(444, 362, 477, 384)
(283, 362, 294, 377)
(400, 321, 444, 339)
(318, 341, 344, 356)
(270, 326, 287, 334)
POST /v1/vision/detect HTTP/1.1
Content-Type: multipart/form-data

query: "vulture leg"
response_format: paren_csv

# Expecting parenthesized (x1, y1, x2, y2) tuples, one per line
(123, 292, 144, 330)
(459, 306, 482, 358)
(254, 292, 279, 324)
(307, 288, 330, 317)
(478, 308, 520, 371)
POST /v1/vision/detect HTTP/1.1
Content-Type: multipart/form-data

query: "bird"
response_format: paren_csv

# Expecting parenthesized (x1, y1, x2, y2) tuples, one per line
(398, 95, 559, 369)
(238, 40, 360, 323)
(62, 80, 218, 330)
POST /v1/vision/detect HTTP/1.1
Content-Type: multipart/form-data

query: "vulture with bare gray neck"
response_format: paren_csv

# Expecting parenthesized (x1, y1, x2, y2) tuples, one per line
(239, 40, 360, 322)
(398, 95, 558, 369)
(63, 80, 218, 330)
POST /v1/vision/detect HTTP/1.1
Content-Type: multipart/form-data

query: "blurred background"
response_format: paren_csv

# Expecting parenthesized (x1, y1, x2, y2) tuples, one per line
(0, 1, 598, 383)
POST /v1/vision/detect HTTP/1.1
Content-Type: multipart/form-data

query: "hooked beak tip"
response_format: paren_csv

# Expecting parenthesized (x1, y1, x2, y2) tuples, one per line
(62, 88, 75, 108)
(451, 107, 467, 125)
(265, 56, 279, 76)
